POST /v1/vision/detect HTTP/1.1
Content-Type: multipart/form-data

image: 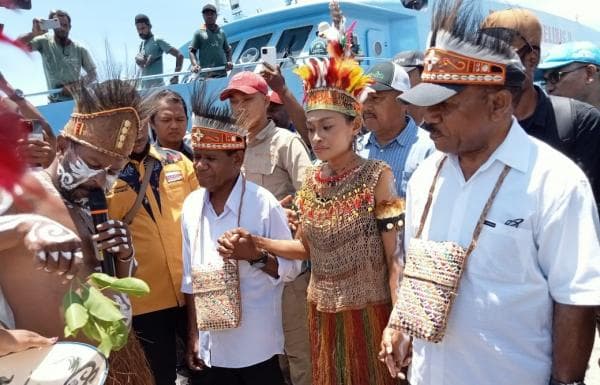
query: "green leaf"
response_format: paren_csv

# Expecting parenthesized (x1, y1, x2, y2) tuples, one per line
(62, 290, 88, 337)
(88, 273, 117, 289)
(108, 277, 150, 297)
(94, 322, 114, 358)
(98, 319, 129, 351)
(82, 286, 124, 322)
(82, 320, 102, 342)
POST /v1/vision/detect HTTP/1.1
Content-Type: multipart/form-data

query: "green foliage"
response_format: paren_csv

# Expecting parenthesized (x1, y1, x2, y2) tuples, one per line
(62, 273, 150, 357)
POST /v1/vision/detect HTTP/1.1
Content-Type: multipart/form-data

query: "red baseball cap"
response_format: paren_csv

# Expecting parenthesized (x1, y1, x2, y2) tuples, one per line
(268, 90, 283, 105)
(220, 71, 269, 101)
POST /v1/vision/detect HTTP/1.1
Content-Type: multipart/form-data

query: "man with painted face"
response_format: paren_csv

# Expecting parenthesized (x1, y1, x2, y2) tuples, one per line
(380, 1, 600, 385)
(106, 90, 198, 385)
(18, 9, 97, 103)
(358, 61, 434, 197)
(0, 79, 154, 384)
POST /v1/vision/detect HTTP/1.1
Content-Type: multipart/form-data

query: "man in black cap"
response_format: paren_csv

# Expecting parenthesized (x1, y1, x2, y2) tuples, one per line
(392, 50, 426, 124)
(134, 14, 183, 88)
(189, 4, 233, 78)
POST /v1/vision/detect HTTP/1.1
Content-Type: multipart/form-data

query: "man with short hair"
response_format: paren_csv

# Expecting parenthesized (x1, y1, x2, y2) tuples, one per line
(134, 14, 184, 89)
(220, 71, 313, 385)
(181, 92, 301, 384)
(539, 41, 600, 109)
(107, 92, 198, 385)
(393, 50, 426, 124)
(358, 61, 434, 197)
(189, 4, 233, 79)
(18, 9, 96, 102)
(380, 2, 600, 385)
(482, 9, 600, 206)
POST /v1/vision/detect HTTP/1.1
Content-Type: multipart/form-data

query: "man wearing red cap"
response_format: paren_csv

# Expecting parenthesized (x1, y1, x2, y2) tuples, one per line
(221, 71, 313, 385)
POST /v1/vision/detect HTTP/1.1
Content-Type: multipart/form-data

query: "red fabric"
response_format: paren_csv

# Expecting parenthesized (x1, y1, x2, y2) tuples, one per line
(0, 111, 27, 191)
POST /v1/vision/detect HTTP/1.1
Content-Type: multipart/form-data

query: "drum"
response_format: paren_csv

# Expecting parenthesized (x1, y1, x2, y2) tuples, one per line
(0, 341, 108, 385)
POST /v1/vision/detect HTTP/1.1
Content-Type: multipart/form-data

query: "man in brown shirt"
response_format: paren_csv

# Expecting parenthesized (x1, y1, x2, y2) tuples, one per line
(221, 71, 313, 385)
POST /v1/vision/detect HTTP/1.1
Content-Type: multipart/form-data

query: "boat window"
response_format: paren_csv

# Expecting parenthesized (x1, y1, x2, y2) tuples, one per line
(237, 34, 273, 63)
(401, 0, 427, 10)
(276, 26, 313, 58)
(229, 41, 240, 55)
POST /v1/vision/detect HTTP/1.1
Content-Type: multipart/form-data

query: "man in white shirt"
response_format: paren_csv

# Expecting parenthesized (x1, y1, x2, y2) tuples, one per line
(380, 2, 600, 385)
(181, 96, 301, 385)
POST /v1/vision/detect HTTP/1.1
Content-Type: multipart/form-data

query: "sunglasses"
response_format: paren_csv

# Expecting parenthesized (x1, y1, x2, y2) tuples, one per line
(543, 65, 589, 85)
(480, 27, 540, 59)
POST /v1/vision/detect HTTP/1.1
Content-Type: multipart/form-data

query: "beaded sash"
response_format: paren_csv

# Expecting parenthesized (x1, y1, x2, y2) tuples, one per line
(191, 178, 245, 330)
(393, 157, 510, 342)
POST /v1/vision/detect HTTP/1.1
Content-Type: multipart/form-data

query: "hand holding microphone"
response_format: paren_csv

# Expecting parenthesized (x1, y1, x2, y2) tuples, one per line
(89, 189, 134, 277)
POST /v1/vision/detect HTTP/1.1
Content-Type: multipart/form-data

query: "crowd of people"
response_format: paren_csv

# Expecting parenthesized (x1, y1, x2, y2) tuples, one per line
(1, 1, 600, 385)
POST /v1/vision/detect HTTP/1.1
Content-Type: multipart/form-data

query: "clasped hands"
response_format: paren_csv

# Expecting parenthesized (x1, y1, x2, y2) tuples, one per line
(217, 228, 262, 262)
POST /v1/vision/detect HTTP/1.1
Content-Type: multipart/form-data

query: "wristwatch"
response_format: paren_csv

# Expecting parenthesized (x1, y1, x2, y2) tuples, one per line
(249, 250, 269, 269)
(8, 89, 25, 102)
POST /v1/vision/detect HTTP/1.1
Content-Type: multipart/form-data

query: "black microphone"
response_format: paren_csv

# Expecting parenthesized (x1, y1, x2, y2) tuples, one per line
(89, 188, 116, 276)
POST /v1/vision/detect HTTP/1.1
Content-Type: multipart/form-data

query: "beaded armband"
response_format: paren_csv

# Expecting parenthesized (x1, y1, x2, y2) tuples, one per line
(375, 198, 405, 232)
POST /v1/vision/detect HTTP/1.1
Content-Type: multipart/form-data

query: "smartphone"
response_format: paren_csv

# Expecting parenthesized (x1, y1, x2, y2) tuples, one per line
(24, 119, 44, 141)
(260, 46, 277, 67)
(40, 18, 60, 31)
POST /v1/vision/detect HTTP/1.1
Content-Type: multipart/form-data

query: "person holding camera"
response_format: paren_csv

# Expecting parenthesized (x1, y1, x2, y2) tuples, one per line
(134, 14, 184, 89)
(17, 9, 96, 103)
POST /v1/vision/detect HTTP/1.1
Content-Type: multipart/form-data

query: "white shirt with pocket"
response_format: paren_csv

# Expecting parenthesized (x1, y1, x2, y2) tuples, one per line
(404, 120, 600, 385)
(181, 175, 302, 368)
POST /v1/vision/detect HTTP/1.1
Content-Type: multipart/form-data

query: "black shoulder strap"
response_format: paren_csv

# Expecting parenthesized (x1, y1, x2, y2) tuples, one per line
(549, 95, 575, 143)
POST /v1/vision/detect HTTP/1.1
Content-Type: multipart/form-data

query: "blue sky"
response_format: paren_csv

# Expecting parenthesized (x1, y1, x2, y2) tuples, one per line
(1, 0, 598, 106)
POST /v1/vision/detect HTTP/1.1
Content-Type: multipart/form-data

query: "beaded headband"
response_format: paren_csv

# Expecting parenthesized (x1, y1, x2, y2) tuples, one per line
(421, 47, 507, 85)
(190, 126, 246, 151)
(62, 107, 140, 160)
(305, 88, 361, 117)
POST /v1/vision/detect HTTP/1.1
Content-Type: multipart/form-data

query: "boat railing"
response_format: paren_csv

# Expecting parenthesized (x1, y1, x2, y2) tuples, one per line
(23, 55, 393, 100)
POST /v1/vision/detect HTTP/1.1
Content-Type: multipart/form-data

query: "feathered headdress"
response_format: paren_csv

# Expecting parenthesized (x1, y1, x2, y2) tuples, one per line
(190, 83, 246, 151)
(293, 1, 372, 117)
(398, 0, 526, 107)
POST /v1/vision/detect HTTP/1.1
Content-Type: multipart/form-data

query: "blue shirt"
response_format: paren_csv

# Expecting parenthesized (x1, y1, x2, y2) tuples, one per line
(358, 117, 435, 197)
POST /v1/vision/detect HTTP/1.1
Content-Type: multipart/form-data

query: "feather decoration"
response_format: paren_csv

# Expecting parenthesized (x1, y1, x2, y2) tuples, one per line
(293, 1, 372, 101)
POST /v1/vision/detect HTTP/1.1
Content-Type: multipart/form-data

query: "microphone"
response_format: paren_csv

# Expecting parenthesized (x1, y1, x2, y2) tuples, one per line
(88, 188, 116, 276)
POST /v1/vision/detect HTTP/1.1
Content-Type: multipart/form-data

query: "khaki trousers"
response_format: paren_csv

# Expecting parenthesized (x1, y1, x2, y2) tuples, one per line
(281, 271, 312, 385)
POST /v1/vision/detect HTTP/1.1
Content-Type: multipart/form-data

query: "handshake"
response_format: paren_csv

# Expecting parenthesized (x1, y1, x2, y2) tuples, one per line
(217, 228, 263, 262)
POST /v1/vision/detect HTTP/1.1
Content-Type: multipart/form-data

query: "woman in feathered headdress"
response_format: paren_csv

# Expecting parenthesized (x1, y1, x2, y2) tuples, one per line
(219, 2, 405, 384)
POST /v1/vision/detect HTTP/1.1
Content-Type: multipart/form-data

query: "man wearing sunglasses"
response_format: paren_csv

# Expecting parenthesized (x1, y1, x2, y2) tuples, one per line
(539, 41, 600, 109)
(483, 9, 600, 209)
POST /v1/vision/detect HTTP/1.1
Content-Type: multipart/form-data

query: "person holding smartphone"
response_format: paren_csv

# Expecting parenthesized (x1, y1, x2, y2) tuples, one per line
(17, 9, 97, 103)
(0, 72, 55, 168)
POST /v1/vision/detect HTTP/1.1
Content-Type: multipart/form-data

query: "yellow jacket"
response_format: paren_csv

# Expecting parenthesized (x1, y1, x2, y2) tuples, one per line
(107, 145, 198, 315)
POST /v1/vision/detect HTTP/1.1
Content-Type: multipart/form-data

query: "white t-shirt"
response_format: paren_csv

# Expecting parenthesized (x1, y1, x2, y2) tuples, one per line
(405, 120, 600, 385)
(181, 175, 302, 368)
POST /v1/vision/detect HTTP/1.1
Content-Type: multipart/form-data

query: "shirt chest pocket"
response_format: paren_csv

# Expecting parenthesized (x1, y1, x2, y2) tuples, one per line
(243, 152, 277, 186)
(468, 223, 535, 284)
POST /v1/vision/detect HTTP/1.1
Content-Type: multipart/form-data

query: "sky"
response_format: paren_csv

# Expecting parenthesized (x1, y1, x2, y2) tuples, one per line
(0, 0, 598, 105)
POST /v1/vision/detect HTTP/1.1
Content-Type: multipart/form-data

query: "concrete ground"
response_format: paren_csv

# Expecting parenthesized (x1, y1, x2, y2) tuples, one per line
(174, 330, 600, 384)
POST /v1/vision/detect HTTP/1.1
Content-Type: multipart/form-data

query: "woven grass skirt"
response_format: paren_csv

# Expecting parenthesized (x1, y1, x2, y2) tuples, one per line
(308, 301, 398, 385)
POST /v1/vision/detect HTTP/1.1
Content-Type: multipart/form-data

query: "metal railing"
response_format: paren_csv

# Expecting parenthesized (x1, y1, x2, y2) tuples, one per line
(23, 55, 392, 99)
